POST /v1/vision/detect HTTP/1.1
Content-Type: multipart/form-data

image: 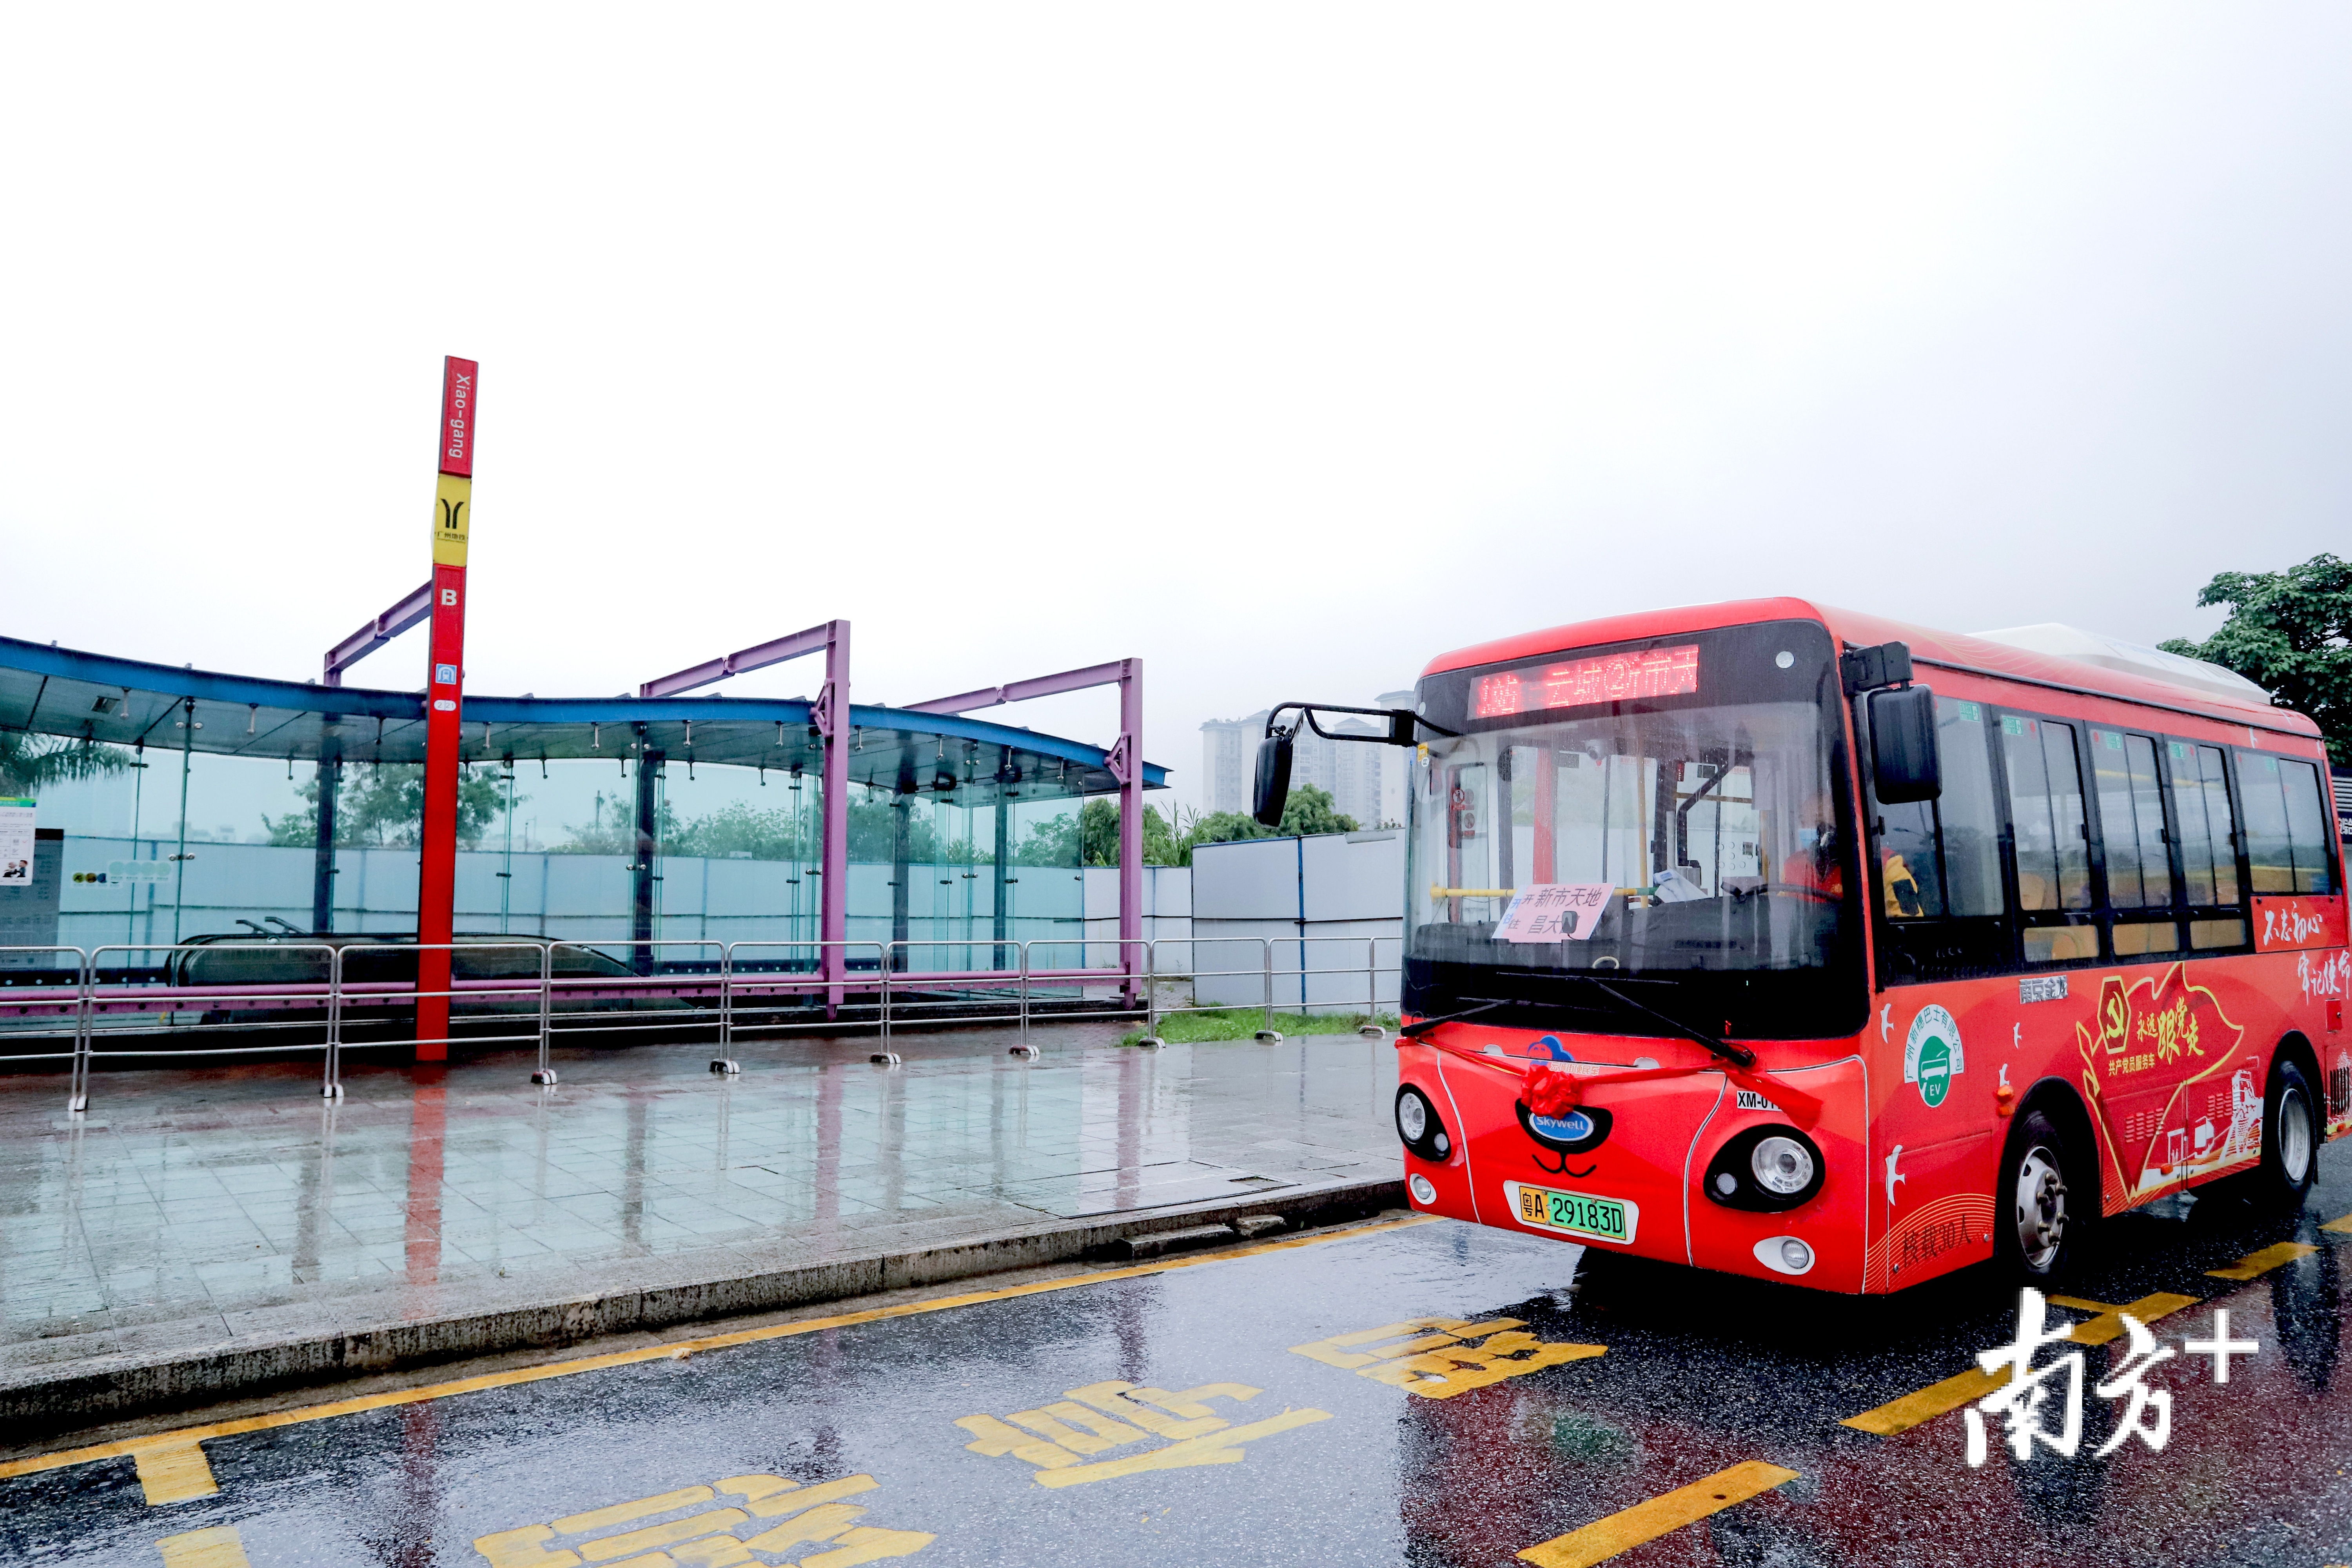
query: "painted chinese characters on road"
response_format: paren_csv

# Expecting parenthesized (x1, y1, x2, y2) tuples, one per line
(472, 1472, 933, 1568)
(955, 1380, 1330, 1488)
(1289, 1315, 1605, 1398)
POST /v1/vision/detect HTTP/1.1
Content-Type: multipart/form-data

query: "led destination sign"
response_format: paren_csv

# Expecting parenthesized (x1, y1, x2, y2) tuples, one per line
(1472, 643, 1700, 719)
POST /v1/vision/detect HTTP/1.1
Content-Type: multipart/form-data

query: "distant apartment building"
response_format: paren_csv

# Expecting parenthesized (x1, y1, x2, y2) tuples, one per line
(1200, 691, 1409, 828)
(1199, 712, 1267, 817)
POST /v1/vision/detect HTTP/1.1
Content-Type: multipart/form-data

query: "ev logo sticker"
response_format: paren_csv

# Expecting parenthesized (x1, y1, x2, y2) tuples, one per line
(1904, 1004, 1965, 1109)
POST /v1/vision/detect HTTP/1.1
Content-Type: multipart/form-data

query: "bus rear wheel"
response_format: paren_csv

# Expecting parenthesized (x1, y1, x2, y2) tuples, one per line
(2240, 1055, 2321, 1214)
(1996, 1108, 2091, 1286)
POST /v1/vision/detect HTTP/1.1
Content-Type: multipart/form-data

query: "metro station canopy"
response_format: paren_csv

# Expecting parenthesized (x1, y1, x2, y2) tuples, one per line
(0, 635, 1166, 807)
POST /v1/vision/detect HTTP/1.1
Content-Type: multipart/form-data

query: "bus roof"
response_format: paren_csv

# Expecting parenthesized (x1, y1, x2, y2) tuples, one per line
(1419, 596, 2319, 740)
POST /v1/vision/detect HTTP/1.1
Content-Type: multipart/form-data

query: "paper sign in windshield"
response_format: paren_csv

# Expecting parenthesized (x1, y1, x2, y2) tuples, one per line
(1494, 882, 1614, 942)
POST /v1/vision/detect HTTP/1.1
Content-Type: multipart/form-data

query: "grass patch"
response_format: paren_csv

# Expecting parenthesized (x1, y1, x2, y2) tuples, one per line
(1120, 1007, 1400, 1046)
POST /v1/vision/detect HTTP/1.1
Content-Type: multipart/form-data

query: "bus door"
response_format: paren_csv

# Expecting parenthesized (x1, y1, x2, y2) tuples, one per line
(1864, 696, 2011, 1289)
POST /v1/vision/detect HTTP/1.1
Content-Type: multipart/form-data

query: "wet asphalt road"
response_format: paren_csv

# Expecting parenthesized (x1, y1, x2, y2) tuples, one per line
(9, 1145, 2352, 1568)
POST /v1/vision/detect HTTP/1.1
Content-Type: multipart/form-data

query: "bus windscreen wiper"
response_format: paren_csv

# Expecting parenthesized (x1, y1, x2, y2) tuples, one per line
(1550, 974, 1757, 1069)
(1398, 998, 1548, 1039)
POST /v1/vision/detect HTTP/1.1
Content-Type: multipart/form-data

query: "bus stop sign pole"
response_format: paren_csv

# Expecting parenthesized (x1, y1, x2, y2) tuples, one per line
(415, 356, 477, 1060)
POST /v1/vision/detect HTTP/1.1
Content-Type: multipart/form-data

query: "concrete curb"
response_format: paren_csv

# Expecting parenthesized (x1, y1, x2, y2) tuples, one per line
(0, 1176, 1405, 1436)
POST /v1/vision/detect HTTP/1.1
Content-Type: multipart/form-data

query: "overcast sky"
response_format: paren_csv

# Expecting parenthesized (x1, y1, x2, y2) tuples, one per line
(4, 7, 2345, 809)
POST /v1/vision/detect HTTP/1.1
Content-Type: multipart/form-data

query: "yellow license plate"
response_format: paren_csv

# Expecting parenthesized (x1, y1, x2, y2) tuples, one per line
(1506, 1180, 1639, 1245)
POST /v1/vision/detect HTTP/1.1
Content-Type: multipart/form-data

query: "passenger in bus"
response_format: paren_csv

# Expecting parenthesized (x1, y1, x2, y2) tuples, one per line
(1882, 853, 1925, 917)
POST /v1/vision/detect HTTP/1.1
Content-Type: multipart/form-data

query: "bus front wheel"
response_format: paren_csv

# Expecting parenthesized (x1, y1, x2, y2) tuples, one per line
(1996, 1108, 2092, 1286)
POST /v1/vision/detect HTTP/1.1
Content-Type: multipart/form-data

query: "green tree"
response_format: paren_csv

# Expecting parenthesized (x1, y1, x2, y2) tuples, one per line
(847, 795, 945, 863)
(264, 763, 510, 849)
(662, 798, 808, 860)
(549, 791, 660, 855)
(1013, 810, 1083, 867)
(0, 733, 130, 798)
(1187, 811, 1275, 851)
(1142, 804, 1186, 866)
(1276, 783, 1359, 837)
(1079, 799, 1120, 866)
(1072, 802, 1203, 866)
(1173, 785, 1359, 858)
(2160, 552, 2352, 761)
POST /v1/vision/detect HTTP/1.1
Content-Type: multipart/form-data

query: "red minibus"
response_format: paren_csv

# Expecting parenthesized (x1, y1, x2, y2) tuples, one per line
(1255, 598, 2348, 1292)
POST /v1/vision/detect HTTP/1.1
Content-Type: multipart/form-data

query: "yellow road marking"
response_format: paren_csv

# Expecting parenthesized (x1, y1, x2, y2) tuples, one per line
(0, 1213, 1436, 1486)
(581, 1506, 748, 1561)
(156, 1526, 250, 1568)
(717, 1473, 800, 1503)
(2321, 1213, 2352, 1235)
(1840, 1293, 2197, 1436)
(556, 1483, 714, 1534)
(2048, 1292, 2200, 1347)
(133, 1442, 218, 1505)
(474, 1524, 581, 1567)
(1007, 1401, 1151, 1454)
(1033, 1407, 1334, 1488)
(1838, 1366, 2006, 1439)
(956, 1414, 1085, 1470)
(803, 1526, 937, 1567)
(742, 1501, 867, 1555)
(2207, 1241, 2319, 1281)
(1514, 1460, 1798, 1568)
(746, 1475, 876, 1518)
(1065, 1381, 1231, 1441)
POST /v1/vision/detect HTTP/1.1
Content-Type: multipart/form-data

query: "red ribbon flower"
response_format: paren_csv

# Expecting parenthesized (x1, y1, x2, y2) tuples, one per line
(1526, 1069, 1583, 1119)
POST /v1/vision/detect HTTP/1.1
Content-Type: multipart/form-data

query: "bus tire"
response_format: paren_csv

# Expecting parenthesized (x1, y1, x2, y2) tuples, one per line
(1996, 1107, 2092, 1286)
(2243, 1054, 2321, 1214)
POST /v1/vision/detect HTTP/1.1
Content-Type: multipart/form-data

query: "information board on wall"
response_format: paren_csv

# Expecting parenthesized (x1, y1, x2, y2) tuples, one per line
(0, 822, 64, 969)
(0, 799, 32, 882)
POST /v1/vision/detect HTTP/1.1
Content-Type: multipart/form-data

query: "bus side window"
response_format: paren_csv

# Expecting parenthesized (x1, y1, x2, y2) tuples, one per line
(1874, 699, 2005, 982)
(2232, 750, 2336, 897)
(2240, 753, 2295, 894)
(2168, 741, 2246, 949)
(2093, 729, 2180, 958)
(2092, 730, 2171, 908)
(2003, 715, 2092, 911)
(1877, 696, 2003, 920)
(1937, 701, 2004, 916)
(2002, 713, 2096, 964)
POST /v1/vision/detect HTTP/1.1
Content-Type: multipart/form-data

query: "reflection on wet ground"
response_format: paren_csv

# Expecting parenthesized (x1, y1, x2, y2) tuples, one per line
(0, 1027, 1395, 1379)
(6, 1143, 2351, 1568)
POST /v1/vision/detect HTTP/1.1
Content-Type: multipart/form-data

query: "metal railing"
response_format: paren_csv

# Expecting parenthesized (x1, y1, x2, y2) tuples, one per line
(0, 946, 92, 1109)
(10, 931, 1396, 1111)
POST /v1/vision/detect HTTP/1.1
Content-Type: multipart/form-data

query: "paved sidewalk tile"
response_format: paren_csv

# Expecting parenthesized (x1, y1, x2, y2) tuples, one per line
(0, 1022, 1397, 1386)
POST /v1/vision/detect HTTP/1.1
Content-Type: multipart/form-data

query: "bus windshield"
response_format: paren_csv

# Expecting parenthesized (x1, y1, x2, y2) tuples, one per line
(1404, 619, 1866, 1040)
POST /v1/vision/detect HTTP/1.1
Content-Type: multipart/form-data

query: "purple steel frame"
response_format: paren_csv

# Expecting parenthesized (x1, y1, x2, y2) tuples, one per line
(641, 622, 852, 1008)
(322, 582, 436, 686)
(910, 658, 1145, 1000)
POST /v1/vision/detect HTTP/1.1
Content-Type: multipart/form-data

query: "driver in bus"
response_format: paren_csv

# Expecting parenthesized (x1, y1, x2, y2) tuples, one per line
(1779, 791, 1930, 914)
(1779, 791, 1844, 899)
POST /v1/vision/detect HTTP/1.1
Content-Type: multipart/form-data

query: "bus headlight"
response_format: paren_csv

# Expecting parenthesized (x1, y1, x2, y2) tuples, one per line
(1751, 1136, 1815, 1196)
(1704, 1125, 1826, 1212)
(1396, 1086, 1450, 1162)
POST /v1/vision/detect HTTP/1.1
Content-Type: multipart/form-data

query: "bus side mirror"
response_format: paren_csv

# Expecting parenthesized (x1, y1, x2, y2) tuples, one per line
(1870, 685, 1941, 803)
(1252, 731, 1294, 827)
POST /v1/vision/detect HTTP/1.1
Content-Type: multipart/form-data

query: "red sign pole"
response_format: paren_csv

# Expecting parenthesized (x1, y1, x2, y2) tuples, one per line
(415, 356, 477, 1060)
